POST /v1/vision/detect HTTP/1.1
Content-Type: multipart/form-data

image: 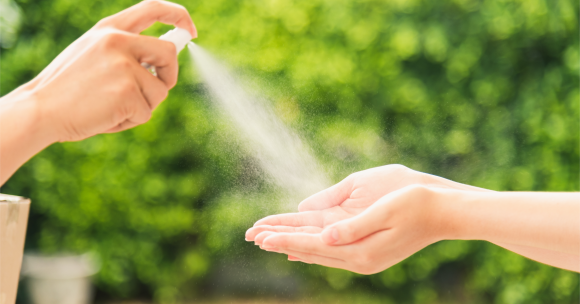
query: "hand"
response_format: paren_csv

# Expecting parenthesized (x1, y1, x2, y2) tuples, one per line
(27, 0, 197, 142)
(247, 165, 580, 273)
(253, 185, 449, 274)
(246, 164, 487, 244)
(246, 164, 485, 274)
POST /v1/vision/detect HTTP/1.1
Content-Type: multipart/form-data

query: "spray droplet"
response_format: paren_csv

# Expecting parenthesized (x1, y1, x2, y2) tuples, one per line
(188, 44, 331, 209)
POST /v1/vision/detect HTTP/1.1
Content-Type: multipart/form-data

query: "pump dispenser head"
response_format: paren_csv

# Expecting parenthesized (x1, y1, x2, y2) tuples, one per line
(141, 27, 193, 75)
(159, 27, 192, 53)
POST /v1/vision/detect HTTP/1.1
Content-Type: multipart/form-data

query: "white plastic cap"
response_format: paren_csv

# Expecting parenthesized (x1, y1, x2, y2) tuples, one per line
(159, 28, 192, 53)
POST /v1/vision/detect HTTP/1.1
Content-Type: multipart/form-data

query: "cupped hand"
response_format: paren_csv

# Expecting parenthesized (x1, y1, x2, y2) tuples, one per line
(246, 164, 487, 245)
(28, 0, 197, 142)
(254, 185, 456, 274)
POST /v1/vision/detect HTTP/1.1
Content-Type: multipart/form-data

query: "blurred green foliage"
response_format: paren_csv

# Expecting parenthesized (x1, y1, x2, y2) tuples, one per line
(1, 0, 578, 303)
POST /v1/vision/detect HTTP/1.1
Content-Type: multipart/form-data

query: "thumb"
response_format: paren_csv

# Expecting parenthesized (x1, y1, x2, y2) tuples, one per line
(298, 174, 354, 212)
(320, 202, 389, 245)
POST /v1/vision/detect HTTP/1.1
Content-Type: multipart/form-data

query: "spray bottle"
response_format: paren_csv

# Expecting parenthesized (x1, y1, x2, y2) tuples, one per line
(141, 27, 192, 76)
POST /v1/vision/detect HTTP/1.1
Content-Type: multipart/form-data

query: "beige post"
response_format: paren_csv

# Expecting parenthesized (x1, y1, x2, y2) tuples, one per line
(0, 194, 31, 304)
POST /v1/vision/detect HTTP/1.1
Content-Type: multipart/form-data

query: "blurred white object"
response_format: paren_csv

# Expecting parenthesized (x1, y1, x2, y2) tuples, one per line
(0, 0, 22, 48)
(0, 194, 30, 304)
(159, 27, 192, 53)
(21, 253, 100, 304)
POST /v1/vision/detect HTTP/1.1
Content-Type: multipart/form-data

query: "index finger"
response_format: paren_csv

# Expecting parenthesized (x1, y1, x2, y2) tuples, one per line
(102, 0, 197, 38)
(246, 225, 322, 241)
(253, 211, 323, 227)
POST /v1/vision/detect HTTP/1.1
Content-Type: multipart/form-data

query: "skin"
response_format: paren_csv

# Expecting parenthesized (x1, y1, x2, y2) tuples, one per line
(0, 0, 197, 185)
(246, 165, 580, 274)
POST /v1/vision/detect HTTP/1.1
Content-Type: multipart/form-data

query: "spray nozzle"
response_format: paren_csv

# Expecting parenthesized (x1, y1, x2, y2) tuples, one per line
(141, 27, 193, 76)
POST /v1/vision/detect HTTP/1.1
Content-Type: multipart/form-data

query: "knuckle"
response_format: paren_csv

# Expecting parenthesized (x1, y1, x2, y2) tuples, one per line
(256, 231, 270, 240)
(160, 81, 170, 94)
(165, 41, 177, 57)
(161, 1, 189, 18)
(418, 171, 436, 184)
(139, 109, 152, 123)
(177, 6, 192, 21)
(155, 41, 177, 65)
(174, 3, 188, 11)
(159, 88, 169, 100)
(144, 0, 164, 8)
(345, 172, 358, 181)
(341, 172, 358, 189)
(115, 80, 137, 98)
(386, 164, 409, 172)
(94, 18, 112, 29)
(166, 77, 177, 89)
(403, 184, 430, 197)
(101, 31, 127, 49)
(112, 58, 133, 71)
(112, 106, 128, 122)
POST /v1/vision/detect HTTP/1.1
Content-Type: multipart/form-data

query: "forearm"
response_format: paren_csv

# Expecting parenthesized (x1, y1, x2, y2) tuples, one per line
(493, 241, 579, 272)
(438, 190, 580, 255)
(0, 85, 56, 185)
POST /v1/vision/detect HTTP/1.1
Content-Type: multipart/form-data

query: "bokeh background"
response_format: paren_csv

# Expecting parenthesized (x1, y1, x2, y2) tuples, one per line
(1, 0, 578, 303)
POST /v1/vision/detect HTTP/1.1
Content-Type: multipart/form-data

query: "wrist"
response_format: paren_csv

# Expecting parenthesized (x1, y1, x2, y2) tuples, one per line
(0, 87, 58, 184)
(401, 186, 455, 244)
(430, 188, 474, 241)
(6, 88, 59, 145)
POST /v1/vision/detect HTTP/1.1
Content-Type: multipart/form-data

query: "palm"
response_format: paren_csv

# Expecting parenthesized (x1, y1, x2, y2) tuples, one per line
(311, 183, 389, 228)
(247, 165, 486, 240)
(253, 167, 403, 231)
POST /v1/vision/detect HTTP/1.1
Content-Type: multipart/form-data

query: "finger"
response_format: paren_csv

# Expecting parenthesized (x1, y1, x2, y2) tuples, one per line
(276, 247, 349, 269)
(261, 233, 346, 260)
(254, 231, 276, 247)
(132, 61, 169, 109)
(104, 121, 139, 133)
(253, 211, 323, 227)
(104, 81, 152, 133)
(127, 35, 179, 89)
(279, 230, 402, 274)
(320, 198, 390, 245)
(298, 175, 354, 212)
(288, 255, 305, 262)
(103, 101, 151, 133)
(102, 0, 197, 38)
(246, 225, 321, 241)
